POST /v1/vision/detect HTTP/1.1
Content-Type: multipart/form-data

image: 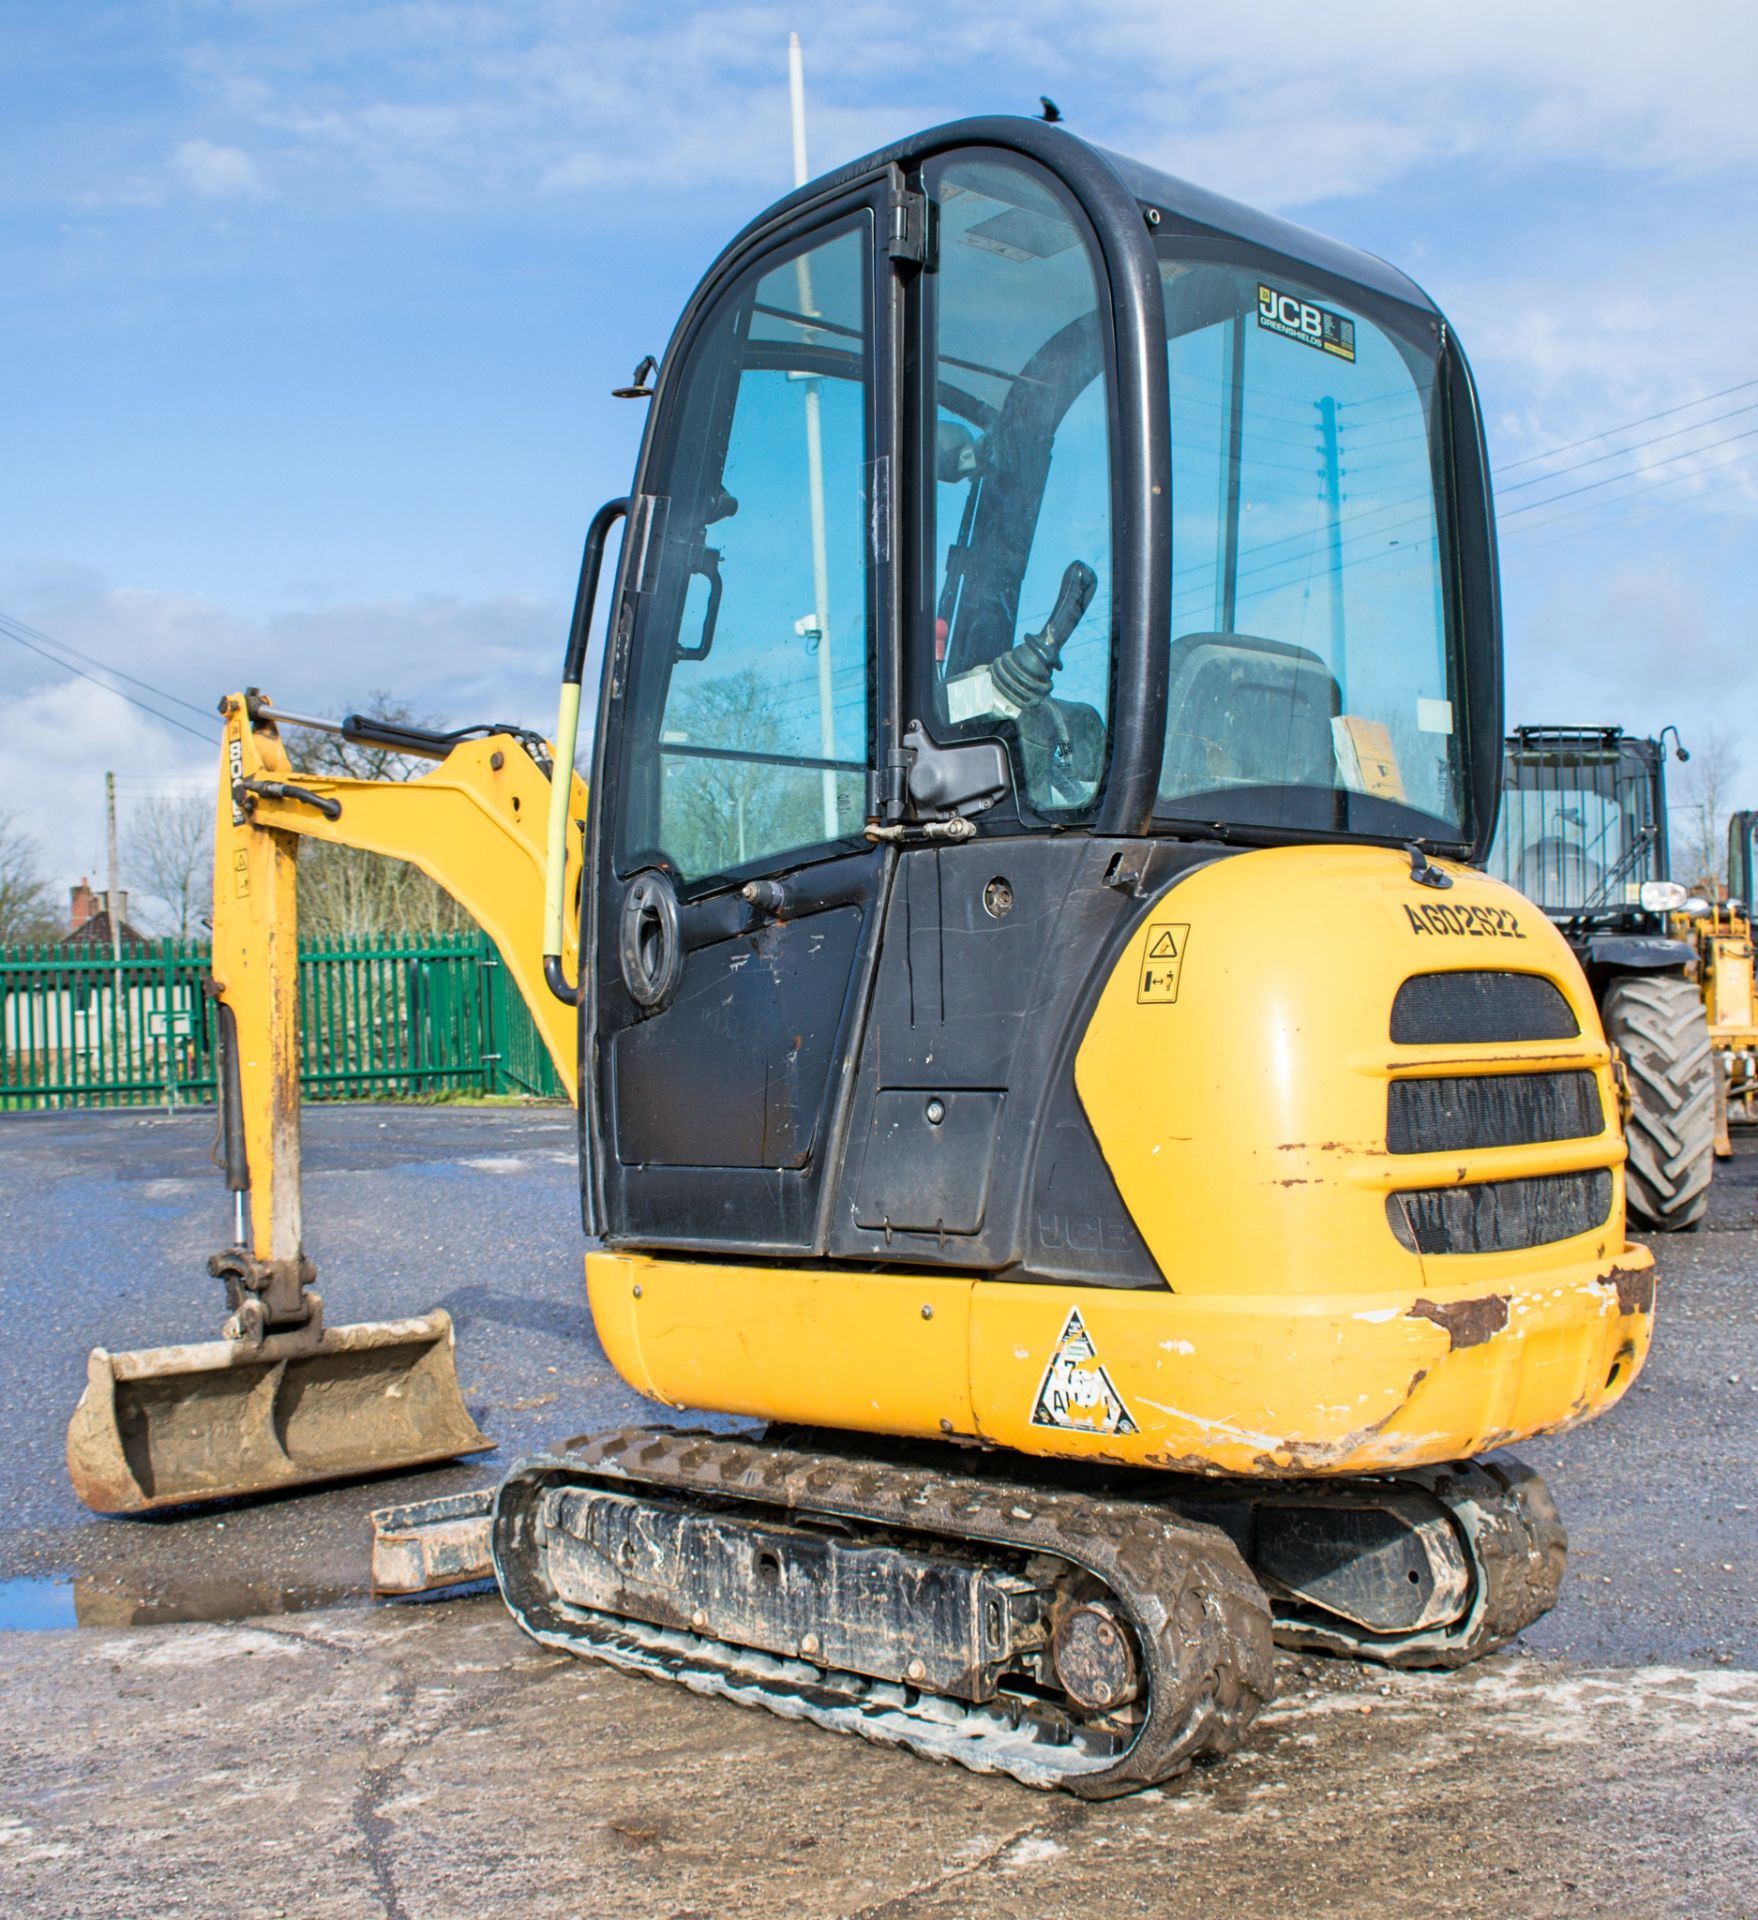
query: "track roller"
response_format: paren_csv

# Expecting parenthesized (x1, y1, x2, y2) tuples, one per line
(493, 1427, 1274, 1797)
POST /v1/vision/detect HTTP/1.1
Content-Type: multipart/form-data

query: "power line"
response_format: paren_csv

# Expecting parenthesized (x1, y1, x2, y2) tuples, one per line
(1497, 398, 1758, 495)
(0, 621, 219, 746)
(1503, 450, 1758, 559)
(0, 610, 216, 722)
(1501, 437, 1758, 544)
(1498, 375, 1758, 474)
(1500, 419, 1758, 519)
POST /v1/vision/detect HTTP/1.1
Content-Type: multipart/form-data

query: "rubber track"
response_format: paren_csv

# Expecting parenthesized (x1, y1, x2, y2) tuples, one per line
(1603, 972, 1715, 1231)
(1264, 1456, 1567, 1669)
(494, 1427, 1274, 1797)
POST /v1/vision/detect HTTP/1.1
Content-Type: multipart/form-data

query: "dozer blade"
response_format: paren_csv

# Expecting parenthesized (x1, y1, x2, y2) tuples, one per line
(66, 1310, 491, 1515)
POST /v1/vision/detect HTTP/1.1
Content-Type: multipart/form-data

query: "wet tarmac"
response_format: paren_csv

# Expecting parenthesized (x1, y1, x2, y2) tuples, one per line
(1, 1103, 1754, 1661)
(0, 1104, 663, 1623)
(2, 1105, 1757, 1915)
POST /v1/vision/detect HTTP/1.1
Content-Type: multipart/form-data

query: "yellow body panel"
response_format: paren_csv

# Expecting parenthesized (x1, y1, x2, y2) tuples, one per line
(591, 845, 1652, 1477)
(588, 1255, 977, 1439)
(1698, 920, 1757, 1045)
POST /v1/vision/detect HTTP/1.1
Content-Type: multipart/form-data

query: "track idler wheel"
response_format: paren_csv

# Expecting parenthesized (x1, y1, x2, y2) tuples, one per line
(493, 1427, 1274, 1797)
(1245, 1455, 1566, 1668)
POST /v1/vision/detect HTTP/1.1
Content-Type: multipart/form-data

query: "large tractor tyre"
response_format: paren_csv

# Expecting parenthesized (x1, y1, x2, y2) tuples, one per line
(1602, 972, 1716, 1233)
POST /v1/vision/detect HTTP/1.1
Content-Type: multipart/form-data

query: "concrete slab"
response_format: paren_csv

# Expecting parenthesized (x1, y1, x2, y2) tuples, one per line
(3, 1107, 1757, 1914)
(3, 1601, 1755, 1919)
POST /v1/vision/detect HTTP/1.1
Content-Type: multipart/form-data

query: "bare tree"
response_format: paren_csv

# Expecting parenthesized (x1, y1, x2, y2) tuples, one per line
(0, 814, 59, 943)
(127, 791, 214, 936)
(285, 695, 472, 940)
(1672, 725, 1743, 897)
(660, 670, 838, 882)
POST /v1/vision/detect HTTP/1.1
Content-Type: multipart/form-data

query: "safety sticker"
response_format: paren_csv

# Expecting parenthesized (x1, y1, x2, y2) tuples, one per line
(1136, 922, 1190, 1003)
(1257, 282, 1356, 363)
(1030, 1307, 1139, 1437)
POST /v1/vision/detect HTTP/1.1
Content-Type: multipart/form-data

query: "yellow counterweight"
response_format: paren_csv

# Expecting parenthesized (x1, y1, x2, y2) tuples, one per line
(588, 846, 1652, 1477)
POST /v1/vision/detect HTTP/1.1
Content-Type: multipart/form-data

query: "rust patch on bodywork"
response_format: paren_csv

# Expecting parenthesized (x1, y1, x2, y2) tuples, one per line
(1604, 1264, 1656, 1315)
(1408, 1294, 1509, 1349)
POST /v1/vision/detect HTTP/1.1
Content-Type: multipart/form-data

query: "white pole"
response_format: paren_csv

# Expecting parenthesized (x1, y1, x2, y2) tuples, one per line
(789, 32, 838, 839)
(788, 32, 810, 187)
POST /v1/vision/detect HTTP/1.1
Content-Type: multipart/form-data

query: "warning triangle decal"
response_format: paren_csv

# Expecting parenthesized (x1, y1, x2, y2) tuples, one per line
(1030, 1308, 1139, 1436)
(1148, 929, 1179, 958)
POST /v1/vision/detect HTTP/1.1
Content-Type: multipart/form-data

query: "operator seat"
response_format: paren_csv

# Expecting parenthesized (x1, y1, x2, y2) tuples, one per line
(1518, 838, 1603, 909)
(1159, 631, 1342, 800)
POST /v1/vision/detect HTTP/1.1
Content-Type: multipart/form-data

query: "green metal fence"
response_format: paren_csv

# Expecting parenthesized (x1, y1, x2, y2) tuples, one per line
(0, 933, 567, 1110)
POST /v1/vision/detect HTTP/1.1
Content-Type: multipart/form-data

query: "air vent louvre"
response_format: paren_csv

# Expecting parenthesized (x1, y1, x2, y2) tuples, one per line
(1391, 972, 1579, 1046)
(1387, 1071, 1603, 1155)
(1387, 1170, 1612, 1255)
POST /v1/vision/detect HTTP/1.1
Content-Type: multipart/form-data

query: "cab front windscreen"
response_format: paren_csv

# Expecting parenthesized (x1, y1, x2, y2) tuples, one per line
(1154, 242, 1467, 844)
(1487, 746, 1660, 911)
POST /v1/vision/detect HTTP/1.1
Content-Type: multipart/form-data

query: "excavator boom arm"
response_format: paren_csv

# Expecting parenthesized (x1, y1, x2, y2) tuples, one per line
(66, 689, 583, 1512)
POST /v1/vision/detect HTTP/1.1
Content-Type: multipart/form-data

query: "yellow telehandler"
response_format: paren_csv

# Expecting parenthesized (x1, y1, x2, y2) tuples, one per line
(73, 115, 1655, 1796)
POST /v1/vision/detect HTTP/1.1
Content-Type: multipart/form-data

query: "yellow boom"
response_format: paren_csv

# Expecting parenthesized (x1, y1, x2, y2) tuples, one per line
(66, 691, 585, 1513)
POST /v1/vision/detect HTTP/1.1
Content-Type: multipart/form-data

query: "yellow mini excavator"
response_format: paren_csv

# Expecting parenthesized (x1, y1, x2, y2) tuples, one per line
(74, 117, 1655, 1796)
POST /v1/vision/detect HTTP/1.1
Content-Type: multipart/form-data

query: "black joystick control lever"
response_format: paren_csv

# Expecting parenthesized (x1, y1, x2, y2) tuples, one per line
(990, 560, 1098, 710)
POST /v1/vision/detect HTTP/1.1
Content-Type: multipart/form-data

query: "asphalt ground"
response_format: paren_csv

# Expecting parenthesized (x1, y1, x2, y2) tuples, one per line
(1, 1105, 1756, 1915)
(1, 1103, 1753, 1658)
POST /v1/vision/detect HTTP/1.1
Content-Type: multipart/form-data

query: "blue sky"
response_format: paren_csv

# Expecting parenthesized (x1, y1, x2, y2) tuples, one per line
(4, 0, 1756, 904)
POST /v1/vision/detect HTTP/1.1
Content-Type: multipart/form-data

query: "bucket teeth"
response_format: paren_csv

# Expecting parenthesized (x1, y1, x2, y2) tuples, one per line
(66, 1310, 491, 1514)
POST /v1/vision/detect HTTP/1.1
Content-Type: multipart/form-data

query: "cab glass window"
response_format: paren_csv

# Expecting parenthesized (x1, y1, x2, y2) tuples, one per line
(924, 156, 1114, 817)
(615, 222, 873, 888)
(1155, 247, 1465, 841)
(1487, 741, 1662, 909)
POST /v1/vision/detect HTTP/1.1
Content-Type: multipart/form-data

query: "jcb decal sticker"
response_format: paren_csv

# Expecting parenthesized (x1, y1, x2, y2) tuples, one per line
(1137, 922, 1190, 1003)
(1030, 1307, 1139, 1437)
(1257, 282, 1356, 362)
(1403, 902, 1527, 940)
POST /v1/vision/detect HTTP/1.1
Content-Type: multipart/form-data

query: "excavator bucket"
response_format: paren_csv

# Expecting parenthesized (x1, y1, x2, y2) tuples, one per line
(66, 1310, 490, 1515)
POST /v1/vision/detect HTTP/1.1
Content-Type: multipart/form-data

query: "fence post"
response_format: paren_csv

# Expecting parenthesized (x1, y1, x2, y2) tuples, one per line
(479, 933, 500, 1097)
(161, 936, 180, 1110)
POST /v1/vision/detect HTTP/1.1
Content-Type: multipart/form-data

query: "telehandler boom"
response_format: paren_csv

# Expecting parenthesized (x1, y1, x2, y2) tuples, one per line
(78, 116, 1656, 1796)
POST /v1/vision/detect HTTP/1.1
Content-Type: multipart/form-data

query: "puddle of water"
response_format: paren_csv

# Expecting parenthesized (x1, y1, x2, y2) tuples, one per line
(0, 1577, 77, 1631)
(0, 1573, 362, 1632)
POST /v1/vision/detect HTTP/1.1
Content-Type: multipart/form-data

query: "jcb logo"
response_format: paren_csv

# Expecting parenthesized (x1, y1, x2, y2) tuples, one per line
(1256, 282, 1356, 361)
(1259, 285, 1322, 340)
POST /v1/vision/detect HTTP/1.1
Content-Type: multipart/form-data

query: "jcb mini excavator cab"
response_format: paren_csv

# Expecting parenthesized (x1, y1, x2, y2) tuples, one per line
(1487, 726, 1717, 1226)
(488, 118, 1651, 1794)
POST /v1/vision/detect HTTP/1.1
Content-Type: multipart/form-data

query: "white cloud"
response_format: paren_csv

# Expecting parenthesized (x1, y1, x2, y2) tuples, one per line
(170, 138, 263, 199)
(0, 575, 569, 891)
(0, 679, 211, 917)
(116, 0, 1756, 222)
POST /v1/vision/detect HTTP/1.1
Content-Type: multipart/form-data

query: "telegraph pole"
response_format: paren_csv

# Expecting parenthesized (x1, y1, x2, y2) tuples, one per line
(105, 770, 123, 962)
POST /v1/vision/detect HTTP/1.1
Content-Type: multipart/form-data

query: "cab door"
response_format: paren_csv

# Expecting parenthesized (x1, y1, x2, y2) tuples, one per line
(586, 192, 898, 1253)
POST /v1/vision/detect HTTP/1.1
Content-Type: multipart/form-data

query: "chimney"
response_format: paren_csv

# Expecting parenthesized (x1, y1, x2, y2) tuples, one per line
(70, 878, 99, 933)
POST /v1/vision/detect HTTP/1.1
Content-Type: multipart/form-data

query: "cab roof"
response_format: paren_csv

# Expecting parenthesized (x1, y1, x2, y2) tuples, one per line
(722, 113, 1439, 318)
